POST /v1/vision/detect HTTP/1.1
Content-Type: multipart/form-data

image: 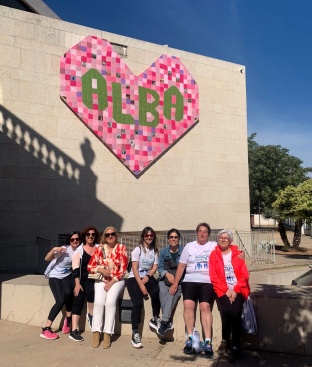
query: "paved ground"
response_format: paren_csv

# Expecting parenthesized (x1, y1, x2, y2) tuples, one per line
(2, 230, 312, 367)
(1, 320, 311, 367)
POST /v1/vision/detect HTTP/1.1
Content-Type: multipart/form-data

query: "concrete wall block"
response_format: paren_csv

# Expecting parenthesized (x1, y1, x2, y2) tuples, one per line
(20, 48, 52, 74)
(14, 19, 36, 40)
(0, 43, 21, 69)
(36, 25, 66, 47)
(250, 286, 312, 355)
(0, 15, 15, 35)
(17, 80, 46, 104)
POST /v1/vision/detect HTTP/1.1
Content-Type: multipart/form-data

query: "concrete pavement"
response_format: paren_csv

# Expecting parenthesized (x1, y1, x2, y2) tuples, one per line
(1, 320, 312, 367)
(2, 231, 312, 366)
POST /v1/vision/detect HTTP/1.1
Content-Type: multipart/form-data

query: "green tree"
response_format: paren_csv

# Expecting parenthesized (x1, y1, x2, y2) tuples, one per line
(248, 133, 312, 248)
(272, 180, 312, 250)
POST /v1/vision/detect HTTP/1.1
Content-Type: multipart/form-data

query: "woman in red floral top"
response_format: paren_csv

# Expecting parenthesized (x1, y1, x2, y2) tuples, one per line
(87, 226, 128, 349)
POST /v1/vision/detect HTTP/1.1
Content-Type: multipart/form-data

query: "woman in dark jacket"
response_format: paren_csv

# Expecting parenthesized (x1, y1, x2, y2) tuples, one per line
(157, 228, 184, 337)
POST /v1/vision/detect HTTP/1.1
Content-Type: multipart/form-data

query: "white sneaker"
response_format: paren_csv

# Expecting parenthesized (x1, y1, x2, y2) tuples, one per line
(131, 332, 143, 348)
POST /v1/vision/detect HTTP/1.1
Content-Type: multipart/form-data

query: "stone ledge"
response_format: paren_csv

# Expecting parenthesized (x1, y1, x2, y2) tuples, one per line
(1, 275, 311, 355)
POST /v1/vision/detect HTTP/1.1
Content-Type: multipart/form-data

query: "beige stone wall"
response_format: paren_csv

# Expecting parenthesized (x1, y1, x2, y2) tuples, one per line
(0, 6, 250, 272)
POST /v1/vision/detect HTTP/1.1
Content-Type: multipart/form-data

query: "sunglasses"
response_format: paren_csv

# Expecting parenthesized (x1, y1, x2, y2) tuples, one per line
(144, 234, 154, 238)
(105, 232, 116, 238)
(70, 238, 80, 242)
(86, 232, 96, 237)
(169, 235, 179, 239)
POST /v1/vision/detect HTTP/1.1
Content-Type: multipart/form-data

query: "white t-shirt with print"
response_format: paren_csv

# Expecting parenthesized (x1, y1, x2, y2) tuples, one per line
(49, 246, 77, 279)
(128, 246, 159, 279)
(179, 240, 217, 283)
(222, 251, 237, 290)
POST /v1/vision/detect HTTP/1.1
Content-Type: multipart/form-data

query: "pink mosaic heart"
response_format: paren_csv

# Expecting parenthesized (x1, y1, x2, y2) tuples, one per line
(60, 35, 199, 176)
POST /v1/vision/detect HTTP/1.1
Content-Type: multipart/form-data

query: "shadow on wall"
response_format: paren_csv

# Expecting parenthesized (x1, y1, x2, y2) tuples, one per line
(247, 284, 312, 355)
(0, 105, 123, 273)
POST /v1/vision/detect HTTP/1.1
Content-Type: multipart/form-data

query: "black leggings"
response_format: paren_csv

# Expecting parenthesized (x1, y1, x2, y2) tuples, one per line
(48, 275, 73, 322)
(127, 276, 160, 331)
(72, 278, 95, 316)
(218, 294, 244, 348)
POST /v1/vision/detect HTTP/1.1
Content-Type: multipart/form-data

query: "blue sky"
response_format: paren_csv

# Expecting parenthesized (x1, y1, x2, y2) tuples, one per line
(44, 0, 312, 169)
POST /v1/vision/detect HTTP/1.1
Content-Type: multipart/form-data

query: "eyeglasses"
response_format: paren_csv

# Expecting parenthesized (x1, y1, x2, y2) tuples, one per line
(105, 232, 116, 238)
(219, 237, 231, 242)
(70, 238, 80, 242)
(169, 235, 179, 239)
(86, 232, 96, 237)
(144, 234, 154, 238)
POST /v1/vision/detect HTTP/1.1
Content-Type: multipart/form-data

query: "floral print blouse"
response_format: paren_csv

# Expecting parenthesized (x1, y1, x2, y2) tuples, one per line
(87, 243, 128, 282)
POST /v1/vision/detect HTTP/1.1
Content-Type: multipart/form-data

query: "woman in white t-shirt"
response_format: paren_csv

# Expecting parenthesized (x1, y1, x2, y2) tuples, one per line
(40, 231, 81, 340)
(170, 222, 216, 358)
(126, 226, 160, 348)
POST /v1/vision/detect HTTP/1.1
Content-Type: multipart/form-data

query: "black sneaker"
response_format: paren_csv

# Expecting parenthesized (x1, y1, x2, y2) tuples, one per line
(157, 320, 173, 337)
(230, 347, 240, 364)
(69, 329, 84, 342)
(149, 316, 160, 331)
(204, 341, 214, 359)
(183, 337, 194, 354)
(86, 313, 93, 329)
(131, 332, 143, 348)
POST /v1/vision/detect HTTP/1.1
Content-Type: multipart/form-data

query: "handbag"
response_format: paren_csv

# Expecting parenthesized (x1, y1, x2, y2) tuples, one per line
(163, 257, 178, 286)
(88, 246, 106, 281)
(241, 296, 257, 335)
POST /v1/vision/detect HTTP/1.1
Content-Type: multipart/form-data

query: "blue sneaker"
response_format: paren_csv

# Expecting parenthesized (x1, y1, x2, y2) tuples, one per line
(204, 341, 214, 358)
(183, 337, 194, 354)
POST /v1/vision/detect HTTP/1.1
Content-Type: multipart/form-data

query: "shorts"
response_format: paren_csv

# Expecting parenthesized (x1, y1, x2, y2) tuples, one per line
(182, 282, 215, 304)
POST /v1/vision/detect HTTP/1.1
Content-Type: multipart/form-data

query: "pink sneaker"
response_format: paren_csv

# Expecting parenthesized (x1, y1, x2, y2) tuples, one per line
(62, 318, 71, 334)
(40, 328, 59, 340)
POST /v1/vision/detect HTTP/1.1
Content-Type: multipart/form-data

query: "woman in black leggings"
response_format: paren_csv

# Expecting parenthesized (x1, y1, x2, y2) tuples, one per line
(126, 226, 160, 348)
(40, 231, 81, 340)
(69, 226, 99, 342)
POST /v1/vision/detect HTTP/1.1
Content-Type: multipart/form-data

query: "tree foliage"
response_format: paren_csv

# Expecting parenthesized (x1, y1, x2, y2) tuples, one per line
(248, 133, 312, 215)
(249, 133, 312, 251)
(272, 180, 312, 249)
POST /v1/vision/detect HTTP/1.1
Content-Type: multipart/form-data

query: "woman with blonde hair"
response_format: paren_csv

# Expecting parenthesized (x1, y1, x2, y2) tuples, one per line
(88, 226, 128, 349)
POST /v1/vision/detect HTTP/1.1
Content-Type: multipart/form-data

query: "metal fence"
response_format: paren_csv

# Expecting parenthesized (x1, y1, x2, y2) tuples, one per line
(37, 230, 275, 275)
(235, 230, 275, 264)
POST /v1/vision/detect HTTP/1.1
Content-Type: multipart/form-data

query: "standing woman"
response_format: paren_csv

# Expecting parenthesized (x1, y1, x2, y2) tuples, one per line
(127, 226, 160, 348)
(209, 229, 250, 364)
(157, 228, 184, 337)
(88, 227, 128, 349)
(70, 226, 100, 342)
(40, 231, 81, 340)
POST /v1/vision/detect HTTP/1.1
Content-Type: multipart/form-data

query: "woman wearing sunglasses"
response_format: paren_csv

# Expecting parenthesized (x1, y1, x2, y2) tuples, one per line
(157, 228, 184, 337)
(87, 227, 128, 349)
(40, 231, 81, 340)
(127, 226, 160, 348)
(70, 226, 100, 342)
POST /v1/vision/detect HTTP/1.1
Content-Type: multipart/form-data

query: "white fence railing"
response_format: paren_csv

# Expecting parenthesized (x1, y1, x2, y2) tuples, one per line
(235, 230, 275, 264)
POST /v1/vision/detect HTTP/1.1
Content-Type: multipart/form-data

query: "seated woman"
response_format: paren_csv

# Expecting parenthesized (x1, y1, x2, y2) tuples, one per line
(70, 226, 100, 342)
(157, 228, 184, 337)
(209, 229, 250, 364)
(87, 227, 128, 349)
(40, 231, 81, 340)
(126, 226, 160, 348)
